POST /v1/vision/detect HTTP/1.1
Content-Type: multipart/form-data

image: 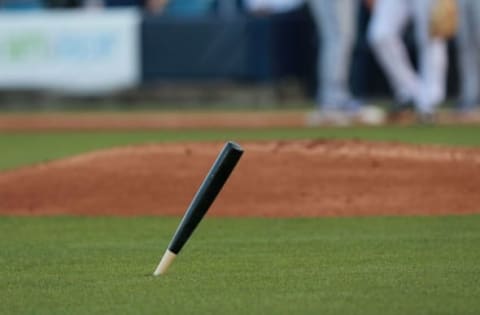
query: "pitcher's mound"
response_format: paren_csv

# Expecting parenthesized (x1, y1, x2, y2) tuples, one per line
(1, 140, 479, 217)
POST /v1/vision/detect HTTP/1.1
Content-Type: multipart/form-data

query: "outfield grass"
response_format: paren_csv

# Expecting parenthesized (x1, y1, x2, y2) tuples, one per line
(2, 125, 480, 171)
(1, 216, 479, 315)
(1, 125, 480, 314)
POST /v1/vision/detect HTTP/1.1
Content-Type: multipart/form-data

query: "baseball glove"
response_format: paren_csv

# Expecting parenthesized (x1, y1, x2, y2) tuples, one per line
(430, 0, 458, 39)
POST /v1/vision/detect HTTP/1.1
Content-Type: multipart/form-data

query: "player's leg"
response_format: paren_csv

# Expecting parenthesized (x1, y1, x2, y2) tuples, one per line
(308, 0, 357, 109)
(412, 0, 447, 117)
(458, 0, 480, 112)
(471, 0, 480, 108)
(368, 0, 418, 105)
(456, 0, 479, 110)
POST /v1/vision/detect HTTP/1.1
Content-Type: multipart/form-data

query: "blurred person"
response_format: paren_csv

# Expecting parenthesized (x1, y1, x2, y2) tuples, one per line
(244, 0, 303, 14)
(306, 0, 385, 126)
(145, 0, 166, 13)
(103, 0, 143, 6)
(81, 0, 208, 14)
(82, 0, 145, 9)
(368, 0, 448, 123)
(456, 0, 480, 114)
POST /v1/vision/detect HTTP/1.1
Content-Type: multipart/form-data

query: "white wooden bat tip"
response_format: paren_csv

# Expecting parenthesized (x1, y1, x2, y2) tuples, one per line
(153, 249, 177, 276)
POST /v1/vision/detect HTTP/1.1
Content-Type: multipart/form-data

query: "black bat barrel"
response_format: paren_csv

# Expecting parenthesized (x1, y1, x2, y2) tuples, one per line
(167, 141, 244, 254)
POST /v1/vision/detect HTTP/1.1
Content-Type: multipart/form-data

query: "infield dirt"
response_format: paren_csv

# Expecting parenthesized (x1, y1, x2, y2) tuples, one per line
(0, 140, 479, 217)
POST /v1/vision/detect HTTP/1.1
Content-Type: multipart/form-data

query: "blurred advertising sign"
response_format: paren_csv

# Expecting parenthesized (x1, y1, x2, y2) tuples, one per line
(0, 9, 140, 94)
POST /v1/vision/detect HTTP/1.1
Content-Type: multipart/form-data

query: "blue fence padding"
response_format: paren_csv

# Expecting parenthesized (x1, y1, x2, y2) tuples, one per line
(141, 8, 314, 83)
(163, 0, 215, 17)
(0, 0, 43, 10)
(142, 16, 251, 80)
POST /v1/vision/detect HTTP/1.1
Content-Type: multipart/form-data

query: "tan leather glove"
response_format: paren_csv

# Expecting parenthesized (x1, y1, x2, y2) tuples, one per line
(430, 0, 458, 39)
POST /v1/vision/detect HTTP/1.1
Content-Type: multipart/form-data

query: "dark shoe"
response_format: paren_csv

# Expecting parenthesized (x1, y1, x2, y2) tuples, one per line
(417, 112, 436, 125)
(387, 100, 415, 123)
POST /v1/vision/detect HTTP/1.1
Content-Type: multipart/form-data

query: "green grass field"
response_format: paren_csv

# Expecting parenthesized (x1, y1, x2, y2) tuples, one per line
(1, 124, 480, 314)
(1, 216, 479, 315)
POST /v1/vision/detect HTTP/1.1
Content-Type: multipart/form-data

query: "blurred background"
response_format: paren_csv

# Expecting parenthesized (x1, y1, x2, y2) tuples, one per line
(0, 0, 471, 118)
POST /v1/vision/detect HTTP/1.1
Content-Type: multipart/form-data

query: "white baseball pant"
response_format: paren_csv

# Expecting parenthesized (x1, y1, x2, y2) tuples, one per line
(456, 0, 480, 108)
(308, 0, 358, 109)
(368, 0, 447, 114)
